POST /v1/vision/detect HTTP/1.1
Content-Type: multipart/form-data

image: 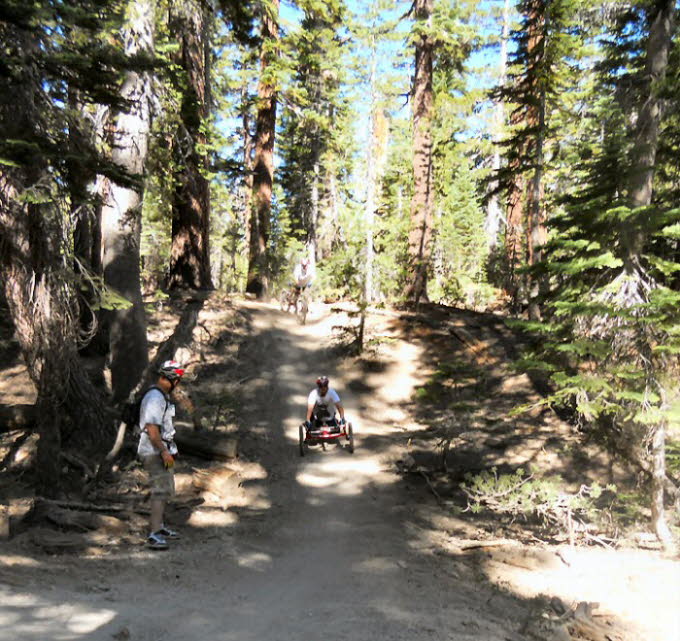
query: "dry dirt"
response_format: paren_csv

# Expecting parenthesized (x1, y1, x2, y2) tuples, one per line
(0, 298, 679, 641)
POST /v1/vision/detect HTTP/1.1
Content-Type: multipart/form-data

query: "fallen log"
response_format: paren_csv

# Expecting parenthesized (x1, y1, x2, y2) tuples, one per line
(42, 499, 150, 515)
(174, 424, 238, 461)
(43, 505, 128, 534)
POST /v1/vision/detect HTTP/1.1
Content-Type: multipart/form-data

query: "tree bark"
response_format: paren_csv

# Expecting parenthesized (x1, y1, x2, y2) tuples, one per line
(625, 0, 675, 548)
(100, 0, 154, 402)
(525, 0, 548, 321)
(627, 0, 675, 260)
(365, 32, 378, 304)
(403, 0, 434, 305)
(246, 0, 279, 299)
(241, 82, 255, 258)
(168, 0, 213, 291)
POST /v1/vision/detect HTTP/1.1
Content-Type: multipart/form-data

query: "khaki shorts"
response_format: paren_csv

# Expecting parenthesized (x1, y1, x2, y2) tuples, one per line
(142, 454, 175, 499)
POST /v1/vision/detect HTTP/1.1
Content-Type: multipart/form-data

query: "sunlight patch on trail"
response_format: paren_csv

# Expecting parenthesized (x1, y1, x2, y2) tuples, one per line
(354, 556, 402, 573)
(296, 456, 394, 496)
(0, 589, 116, 639)
(0, 554, 41, 567)
(236, 551, 272, 571)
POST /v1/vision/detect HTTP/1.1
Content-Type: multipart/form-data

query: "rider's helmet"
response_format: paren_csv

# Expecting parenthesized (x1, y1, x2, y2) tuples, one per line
(301, 257, 310, 268)
(316, 375, 329, 390)
(159, 360, 185, 381)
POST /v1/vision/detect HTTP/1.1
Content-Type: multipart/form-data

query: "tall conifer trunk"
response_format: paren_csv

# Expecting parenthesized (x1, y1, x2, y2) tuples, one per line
(365, 31, 378, 304)
(241, 83, 255, 254)
(100, 0, 154, 402)
(625, 0, 675, 548)
(403, 0, 434, 304)
(525, 0, 548, 321)
(246, 0, 279, 299)
(168, 0, 213, 290)
(486, 0, 510, 250)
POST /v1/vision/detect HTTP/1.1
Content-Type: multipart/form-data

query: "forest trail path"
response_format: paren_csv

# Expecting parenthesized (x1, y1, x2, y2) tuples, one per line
(0, 300, 523, 641)
(1, 300, 678, 641)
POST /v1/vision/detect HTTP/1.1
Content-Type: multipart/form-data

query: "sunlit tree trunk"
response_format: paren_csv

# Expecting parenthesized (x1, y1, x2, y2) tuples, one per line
(364, 32, 378, 304)
(100, 0, 154, 402)
(241, 82, 255, 255)
(403, 0, 434, 305)
(485, 0, 510, 250)
(168, 0, 213, 290)
(246, 0, 279, 299)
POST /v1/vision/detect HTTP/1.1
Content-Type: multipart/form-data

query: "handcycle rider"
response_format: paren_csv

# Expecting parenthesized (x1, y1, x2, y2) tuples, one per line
(304, 375, 347, 433)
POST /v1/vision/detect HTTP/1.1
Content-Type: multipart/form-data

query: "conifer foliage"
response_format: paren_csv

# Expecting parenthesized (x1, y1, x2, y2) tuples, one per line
(518, 0, 680, 546)
(0, 0, 129, 491)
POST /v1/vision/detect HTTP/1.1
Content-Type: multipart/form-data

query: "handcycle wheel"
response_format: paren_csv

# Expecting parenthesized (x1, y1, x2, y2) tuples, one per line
(298, 423, 306, 457)
(346, 422, 354, 454)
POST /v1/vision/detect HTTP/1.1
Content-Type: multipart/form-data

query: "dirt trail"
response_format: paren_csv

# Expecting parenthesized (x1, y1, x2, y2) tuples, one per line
(1, 301, 678, 641)
(0, 302, 523, 641)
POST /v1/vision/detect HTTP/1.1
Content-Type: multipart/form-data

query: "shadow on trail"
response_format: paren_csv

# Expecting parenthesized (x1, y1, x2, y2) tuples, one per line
(0, 302, 636, 641)
(383, 304, 618, 489)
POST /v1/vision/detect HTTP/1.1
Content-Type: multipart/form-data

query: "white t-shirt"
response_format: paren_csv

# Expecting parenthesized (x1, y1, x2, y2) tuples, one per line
(137, 388, 178, 457)
(293, 262, 315, 287)
(308, 387, 341, 419)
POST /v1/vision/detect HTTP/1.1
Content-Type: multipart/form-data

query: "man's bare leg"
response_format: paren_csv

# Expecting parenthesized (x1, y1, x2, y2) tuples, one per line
(150, 498, 164, 533)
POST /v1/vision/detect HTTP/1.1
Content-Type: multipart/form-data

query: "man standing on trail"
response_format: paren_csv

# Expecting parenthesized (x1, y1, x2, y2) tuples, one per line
(305, 375, 347, 430)
(137, 360, 185, 550)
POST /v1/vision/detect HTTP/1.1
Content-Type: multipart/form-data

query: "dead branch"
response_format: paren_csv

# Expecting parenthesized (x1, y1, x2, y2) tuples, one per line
(418, 469, 443, 504)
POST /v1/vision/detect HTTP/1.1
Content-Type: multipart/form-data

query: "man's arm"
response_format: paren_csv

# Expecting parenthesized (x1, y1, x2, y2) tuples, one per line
(306, 401, 315, 422)
(146, 424, 174, 467)
(336, 402, 345, 421)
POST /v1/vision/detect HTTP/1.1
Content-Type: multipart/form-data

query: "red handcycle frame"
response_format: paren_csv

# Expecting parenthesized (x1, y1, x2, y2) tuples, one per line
(299, 419, 354, 456)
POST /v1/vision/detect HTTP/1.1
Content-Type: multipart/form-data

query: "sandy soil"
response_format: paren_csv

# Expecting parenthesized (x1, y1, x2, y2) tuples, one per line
(0, 300, 678, 641)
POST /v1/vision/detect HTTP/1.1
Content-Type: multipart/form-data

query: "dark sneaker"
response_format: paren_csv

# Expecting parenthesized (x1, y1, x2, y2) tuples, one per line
(158, 525, 180, 540)
(147, 532, 169, 550)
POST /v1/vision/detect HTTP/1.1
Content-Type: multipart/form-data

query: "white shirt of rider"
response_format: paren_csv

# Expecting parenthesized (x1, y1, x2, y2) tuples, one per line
(308, 387, 341, 418)
(294, 262, 314, 287)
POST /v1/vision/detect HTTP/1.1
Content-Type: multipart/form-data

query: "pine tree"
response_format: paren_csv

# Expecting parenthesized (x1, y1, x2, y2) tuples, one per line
(277, 0, 351, 261)
(246, 0, 280, 298)
(402, 0, 435, 304)
(495, 0, 585, 312)
(167, 0, 214, 290)
(520, 0, 680, 547)
(0, 0, 130, 491)
(99, 0, 156, 402)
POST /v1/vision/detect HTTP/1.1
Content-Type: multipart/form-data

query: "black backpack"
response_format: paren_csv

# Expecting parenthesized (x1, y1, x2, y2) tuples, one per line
(120, 385, 167, 431)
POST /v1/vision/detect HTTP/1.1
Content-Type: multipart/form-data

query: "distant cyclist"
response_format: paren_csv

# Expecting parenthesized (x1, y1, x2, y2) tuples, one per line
(294, 257, 314, 290)
(304, 375, 347, 432)
(288, 257, 315, 313)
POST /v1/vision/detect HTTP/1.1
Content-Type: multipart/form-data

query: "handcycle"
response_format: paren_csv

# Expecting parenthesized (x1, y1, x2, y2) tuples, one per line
(298, 416, 354, 456)
(279, 286, 309, 325)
